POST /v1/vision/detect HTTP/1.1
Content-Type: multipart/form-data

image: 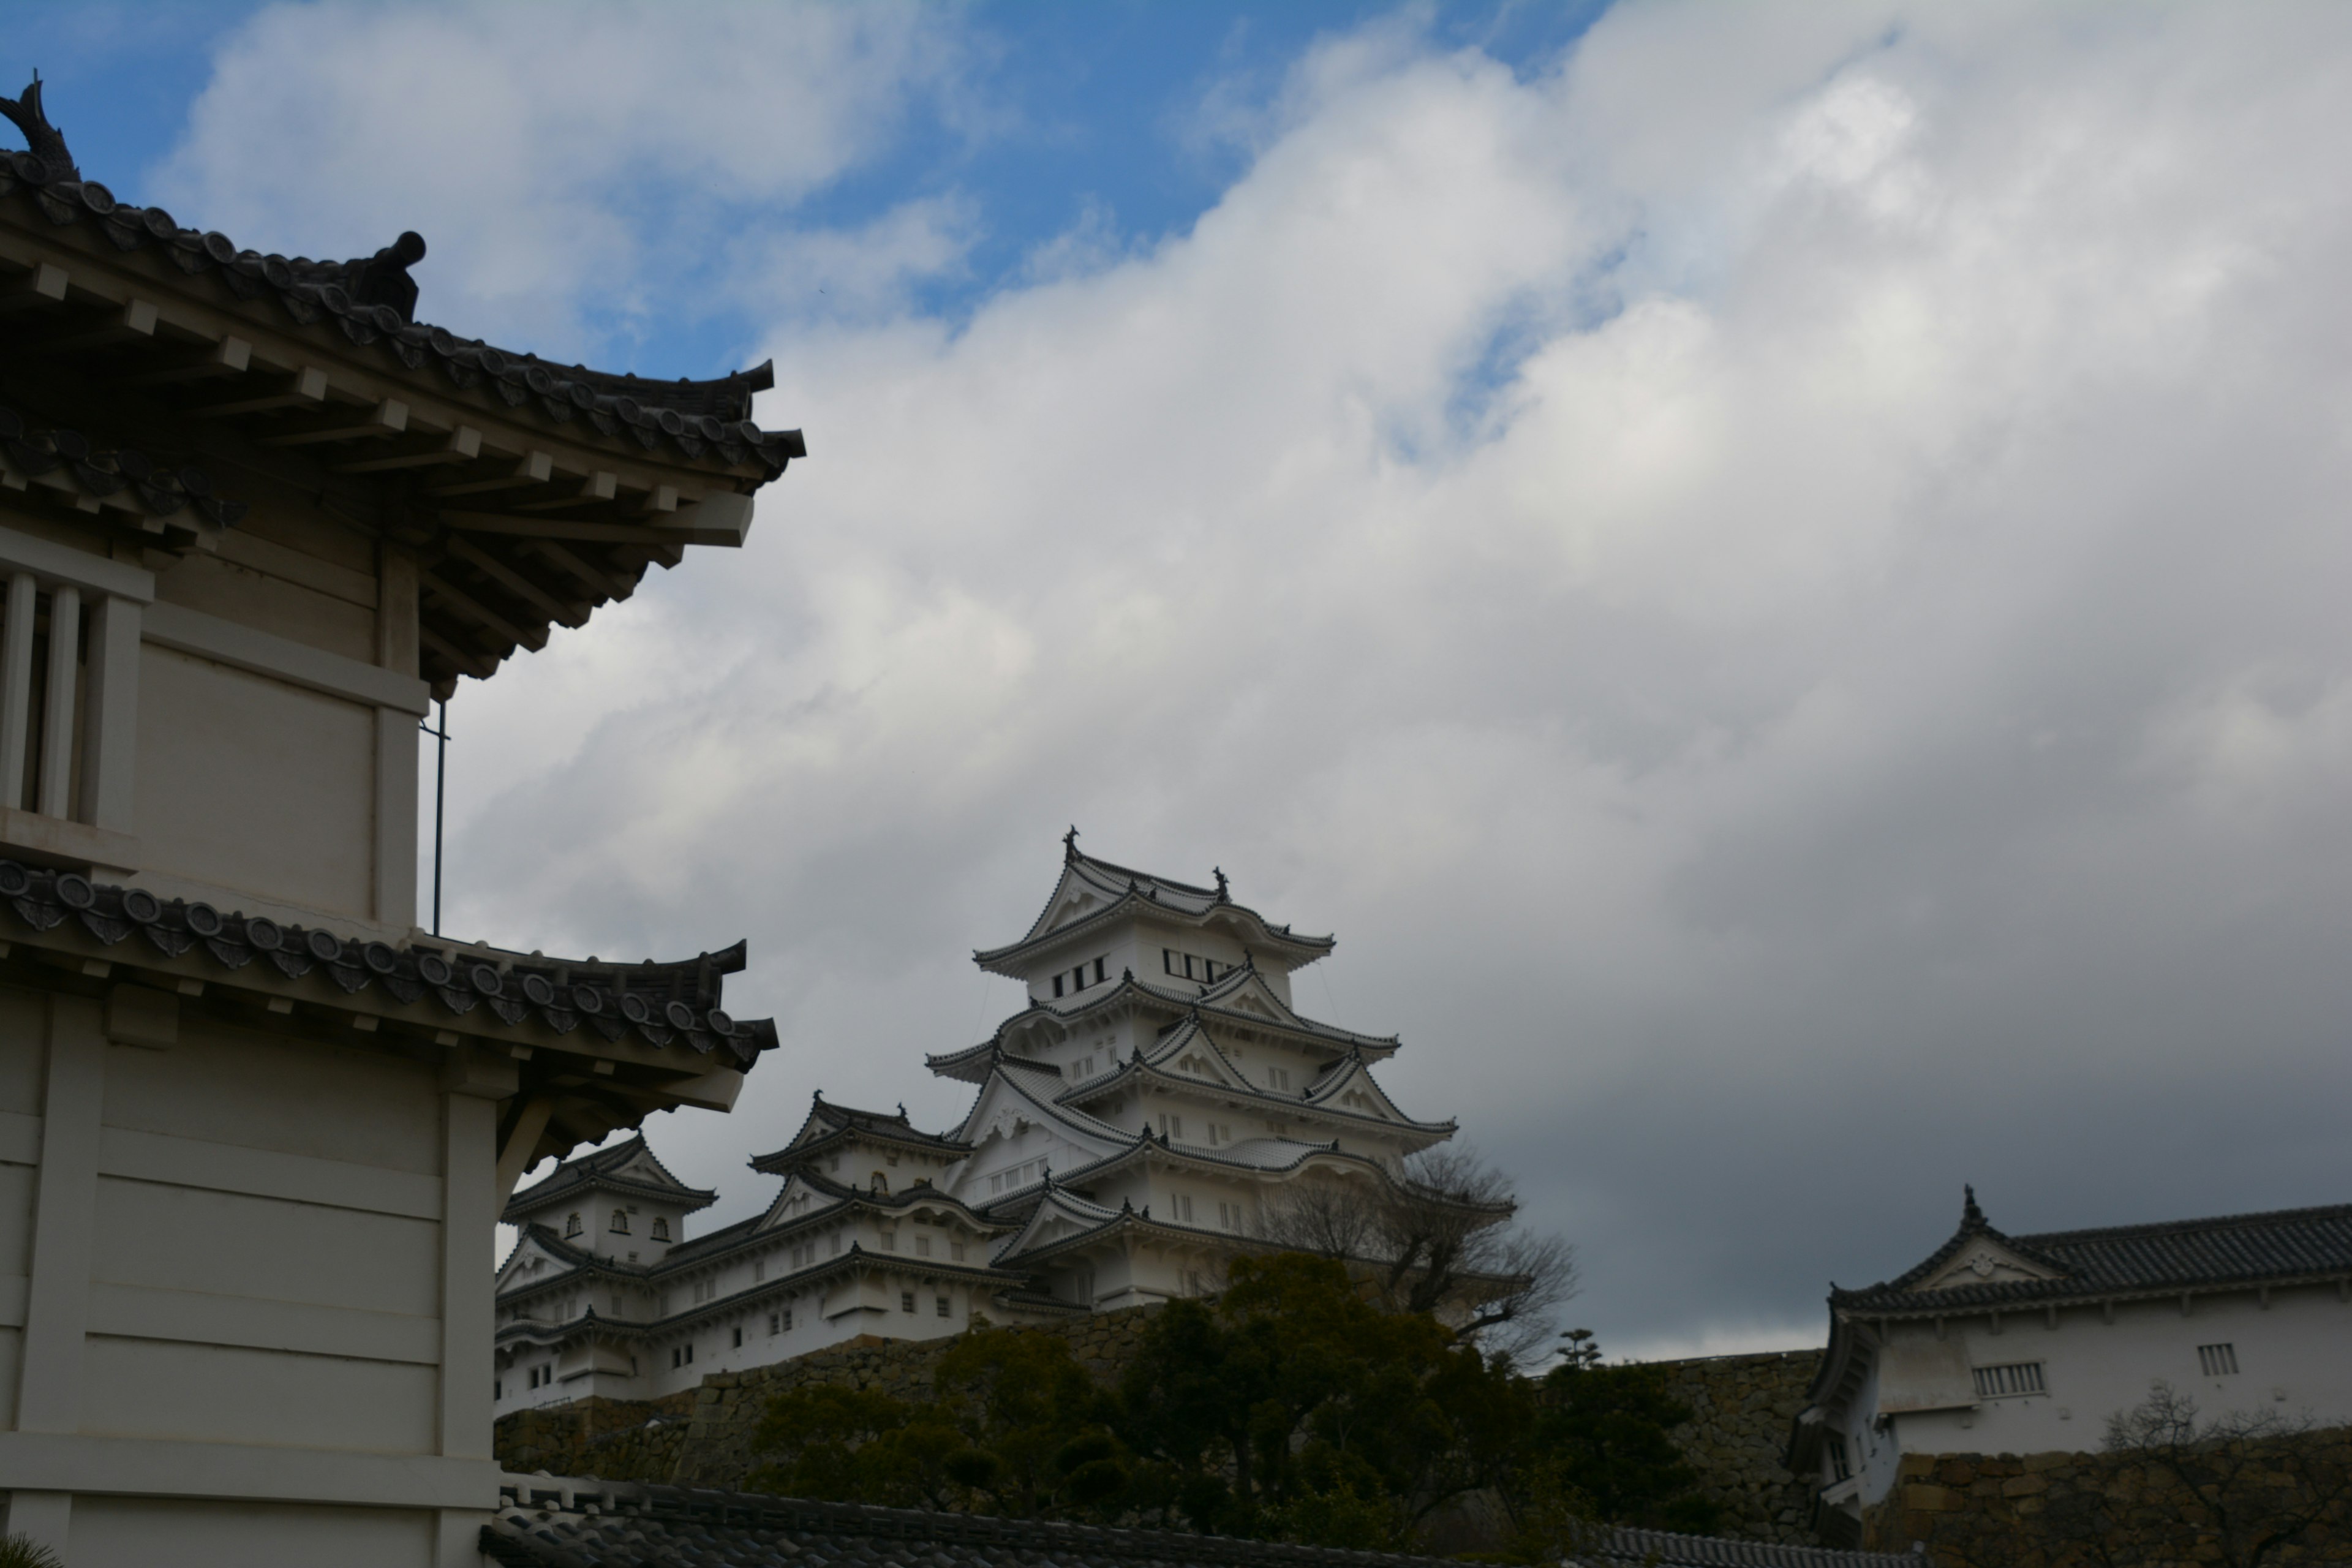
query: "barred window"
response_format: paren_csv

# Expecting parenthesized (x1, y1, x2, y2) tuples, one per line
(2199, 1343, 2239, 1377)
(1972, 1362, 2046, 1398)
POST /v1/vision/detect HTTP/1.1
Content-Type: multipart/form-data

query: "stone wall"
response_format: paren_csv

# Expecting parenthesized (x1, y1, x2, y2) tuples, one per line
(1646, 1349, 1824, 1546)
(496, 1310, 1161, 1489)
(1870, 1436, 2352, 1566)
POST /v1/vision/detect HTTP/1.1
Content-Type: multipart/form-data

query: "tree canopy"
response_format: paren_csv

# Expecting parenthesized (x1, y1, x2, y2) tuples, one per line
(749, 1254, 1717, 1553)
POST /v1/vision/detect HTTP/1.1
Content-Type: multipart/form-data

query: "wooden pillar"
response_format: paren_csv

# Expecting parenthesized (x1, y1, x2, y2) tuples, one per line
(11, 994, 110, 1555)
(35, 584, 77, 819)
(0, 571, 36, 810)
(79, 594, 141, 834)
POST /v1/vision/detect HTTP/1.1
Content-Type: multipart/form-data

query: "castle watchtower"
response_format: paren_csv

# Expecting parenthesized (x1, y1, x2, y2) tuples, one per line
(0, 81, 796, 1565)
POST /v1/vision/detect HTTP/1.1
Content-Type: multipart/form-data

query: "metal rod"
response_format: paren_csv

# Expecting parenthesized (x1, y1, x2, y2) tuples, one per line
(423, 699, 450, 936)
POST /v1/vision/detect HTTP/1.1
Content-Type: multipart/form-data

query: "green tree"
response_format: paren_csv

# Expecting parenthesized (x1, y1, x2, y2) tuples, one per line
(1116, 1253, 1529, 1547)
(748, 1323, 1125, 1520)
(1524, 1346, 1721, 1537)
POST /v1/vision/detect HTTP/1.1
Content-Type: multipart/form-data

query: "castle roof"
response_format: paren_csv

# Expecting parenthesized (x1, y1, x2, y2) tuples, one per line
(972, 837, 1335, 976)
(1828, 1190, 2352, 1317)
(503, 1134, 715, 1223)
(748, 1094, 974, 1177)
(483, 1477, 1927, 1568)
(1060, 1015, 1450, 1142)
(0, 859, 775, 1175)
(0, 83, 802, 698)
(927, 965, 1398, 1085)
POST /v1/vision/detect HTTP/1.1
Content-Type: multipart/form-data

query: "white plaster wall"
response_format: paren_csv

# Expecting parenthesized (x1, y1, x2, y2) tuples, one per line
(67, 1496, 435, 1568)
(1, 981, 500, 1566)
(1861, 1287, 2352, 1505)
(134, 647, 377, 920)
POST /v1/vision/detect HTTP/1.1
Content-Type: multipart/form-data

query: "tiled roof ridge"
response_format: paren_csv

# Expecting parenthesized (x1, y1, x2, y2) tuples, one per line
(489, 1478, 1460, 1568)
(927, 974, 1397, 1080)
(0, 402, 249, 540)
(974, 840, 1335, 970)
(2015, 1200, 2352, 1250)
(1058, 1051, 1454, 1141)
(1833, 1199, 2352, 1310)
(0, 151, 804, 473)
(0, 857, 775, 1068)
(507, 1135, 718, 1217)
(484, 1477, 1927, 1567)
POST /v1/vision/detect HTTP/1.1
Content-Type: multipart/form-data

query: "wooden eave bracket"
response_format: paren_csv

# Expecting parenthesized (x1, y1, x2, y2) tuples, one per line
(254, 397, 409, 448)
(333, 423, 481, 474)
(0, 261, 67, 312)
(115, 334, 252, 386)
(30, 296, 159, 353)
(428, 450, 554, 497)
(190, 365, 330, 418)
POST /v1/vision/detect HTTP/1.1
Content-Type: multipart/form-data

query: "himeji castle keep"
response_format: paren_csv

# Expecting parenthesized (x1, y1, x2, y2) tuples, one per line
(494, 836, 1472, 1410)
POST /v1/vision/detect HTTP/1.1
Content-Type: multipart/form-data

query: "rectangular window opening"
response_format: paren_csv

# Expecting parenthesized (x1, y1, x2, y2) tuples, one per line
(2199, 1343, 2240, 1377)
(1971, 1362, 2046, 1398)
(937, 1296, 951, 1317)
(900, 1291, 916, 1314)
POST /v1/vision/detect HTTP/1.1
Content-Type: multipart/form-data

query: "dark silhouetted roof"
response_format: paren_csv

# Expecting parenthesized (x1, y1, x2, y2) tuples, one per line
(0, 402, 246, 545)
(0, 858, 775, 1071)
(1833, 1196, 2352, 1314)
(504, 1135, 717, 1222)
(0, 149, 801, 473)
(481, 1479, 1924, 1568)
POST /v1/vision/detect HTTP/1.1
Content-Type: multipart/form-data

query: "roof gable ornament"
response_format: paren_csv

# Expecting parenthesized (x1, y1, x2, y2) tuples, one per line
(0, 74, 78, 182)
(1063, 825, 1080, 863)
(1213, 867, 1229, 902)
(344, 230, 427, 324)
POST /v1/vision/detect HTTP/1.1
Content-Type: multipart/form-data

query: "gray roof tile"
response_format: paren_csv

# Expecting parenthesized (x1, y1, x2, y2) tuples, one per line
(482, 1479, 1922, 1568)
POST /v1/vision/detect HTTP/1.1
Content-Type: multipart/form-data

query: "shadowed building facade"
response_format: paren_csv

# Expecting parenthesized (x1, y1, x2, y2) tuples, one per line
(0, 80, 796, 1566)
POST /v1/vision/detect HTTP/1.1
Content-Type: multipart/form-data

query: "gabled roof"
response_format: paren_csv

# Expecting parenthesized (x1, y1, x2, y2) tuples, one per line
(0, 856, 780, 1177)
(0, 118, 799, 472)
(503, 1134, 715, 1223)
(493, 1222, 601, 1294)
(1830, 1189, 2352, 1315)
(750, 1094, 973, 1177)
(1297, 1053, 1455, 1136)
(973, 836, 1335, 976)
(926, 967, 1397, 1085)
(951, 1059, 1137, 1154)
(484, 1477, 1926, 1568)
(1036, 1015, 1448, 1147)
(0, 81, 805, 698)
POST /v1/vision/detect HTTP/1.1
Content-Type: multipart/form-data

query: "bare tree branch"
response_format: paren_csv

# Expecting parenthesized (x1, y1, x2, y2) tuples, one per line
(1259, 1147, 1578, 1365)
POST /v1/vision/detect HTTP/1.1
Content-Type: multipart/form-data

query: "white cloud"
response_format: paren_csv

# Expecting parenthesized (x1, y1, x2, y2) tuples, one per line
(197, 2, 2352, 1352)
(151, 0, 970, 355)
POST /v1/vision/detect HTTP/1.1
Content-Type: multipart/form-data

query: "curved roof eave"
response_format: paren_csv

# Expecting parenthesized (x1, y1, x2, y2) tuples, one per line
(0, 156, 804, 475)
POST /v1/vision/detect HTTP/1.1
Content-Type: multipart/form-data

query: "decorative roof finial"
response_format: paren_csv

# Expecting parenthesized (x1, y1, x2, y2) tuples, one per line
(1963, 1185, 1984, 1226)
(1063, 824, 1080, 862)
(0, 74, 80, 183)
(345, 230, 427, 325)
(1213, 867, 1229, 901)
(897, 1102, 907, 1120)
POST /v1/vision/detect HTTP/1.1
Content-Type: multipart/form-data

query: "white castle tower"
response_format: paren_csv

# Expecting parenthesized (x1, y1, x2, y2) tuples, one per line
(491, 837, 1472, 1405)
(924, 832, 1462, 1310)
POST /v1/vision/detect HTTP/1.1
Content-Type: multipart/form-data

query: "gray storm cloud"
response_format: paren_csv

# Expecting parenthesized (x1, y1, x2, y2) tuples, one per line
(166, 0, 2352, 1355)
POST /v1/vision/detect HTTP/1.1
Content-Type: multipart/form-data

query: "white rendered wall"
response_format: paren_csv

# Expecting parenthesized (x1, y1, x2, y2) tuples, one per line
(0, 984, 500, 1566)
(1855, 1287, 2352, 1507)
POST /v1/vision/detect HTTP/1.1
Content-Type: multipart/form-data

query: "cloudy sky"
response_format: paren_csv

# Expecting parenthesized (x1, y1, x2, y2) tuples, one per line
(13, 0, 2352, 1360)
